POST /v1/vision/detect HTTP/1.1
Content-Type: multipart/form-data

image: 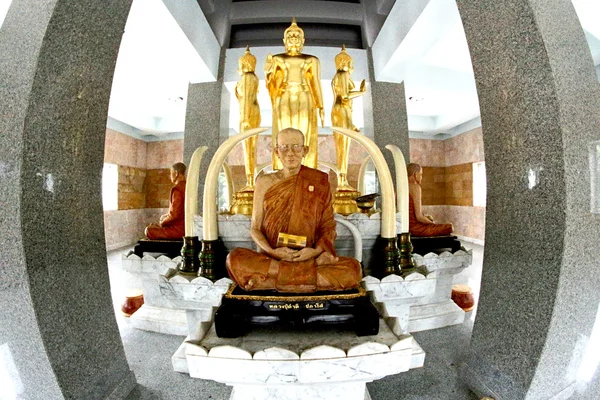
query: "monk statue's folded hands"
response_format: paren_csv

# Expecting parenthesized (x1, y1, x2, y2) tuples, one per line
(289, 247, 321, 262)
(269, 247, 297, 261)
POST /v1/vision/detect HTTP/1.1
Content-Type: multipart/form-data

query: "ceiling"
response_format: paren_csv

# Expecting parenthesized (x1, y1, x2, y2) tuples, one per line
(1, 0, 598, 140)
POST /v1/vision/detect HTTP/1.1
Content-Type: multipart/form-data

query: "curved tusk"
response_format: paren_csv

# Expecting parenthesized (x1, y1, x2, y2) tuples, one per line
(203, 127, 268, 240)
(222, 161, 234, 210)
(385, 144, 409, 233)
(331, 126, 396, 238)
(185, 146, 208, 236)
(334, 214, 363, 262)
(357, 155, 372, 195)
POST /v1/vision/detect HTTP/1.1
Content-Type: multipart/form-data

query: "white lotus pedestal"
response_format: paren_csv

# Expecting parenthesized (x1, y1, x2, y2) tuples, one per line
(121, 252, 231, 336)
(122, 248, 473, 338)
(363, 249, 473, 335)
(121, 253, 188, 335)
(180, 320, 424, 400)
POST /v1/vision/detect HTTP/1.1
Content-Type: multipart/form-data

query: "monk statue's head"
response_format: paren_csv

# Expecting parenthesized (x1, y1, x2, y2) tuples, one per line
(275, 128, 307, 170)
(407, 163, 422, 184)
(335, 45, 353, 72)
(284, 18, 305, 55)
(238, 46, 256, 74)
(170, 162, 187, 183)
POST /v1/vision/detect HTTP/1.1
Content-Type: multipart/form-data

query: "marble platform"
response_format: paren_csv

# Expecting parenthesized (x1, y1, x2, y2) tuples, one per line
(409, 250, 472, 332)
(122, 248, 472, 337)
(173, 319, 424, 400)
(363, 249, 472, 335)
(122, 252, 231, 336)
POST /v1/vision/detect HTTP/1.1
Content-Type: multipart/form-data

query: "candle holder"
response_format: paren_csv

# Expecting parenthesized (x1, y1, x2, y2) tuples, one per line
(355, 193, 379, 215)
(199, 239, 222, 281)
(398, 232, 415, 274)
(230, 189, 254, 216)
(178, 236, 200, 275)
(381, 237, 400, 277)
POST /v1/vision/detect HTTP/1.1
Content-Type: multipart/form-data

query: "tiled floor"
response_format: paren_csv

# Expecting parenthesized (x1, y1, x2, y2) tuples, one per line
(107, 242, 484, 400)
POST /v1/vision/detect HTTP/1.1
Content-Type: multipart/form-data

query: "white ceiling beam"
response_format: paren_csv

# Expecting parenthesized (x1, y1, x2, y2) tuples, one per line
(405, 64, 476, 94)
(432, 107, 480, 134)
(407, 115, 437, 132)
(372, 0, 460, 83)
(161, 0, 220, 81)
(446, 117, 482, 137)
(376, 0, 396, 15)
(372, 0, 429, 83)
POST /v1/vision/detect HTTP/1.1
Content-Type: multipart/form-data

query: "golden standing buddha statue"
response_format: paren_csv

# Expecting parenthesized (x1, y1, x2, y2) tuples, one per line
(235, 46, 261, 190)
(231, 47, 261, 215)
(264, 18, 324, 169)
(331, 45, 367, 214)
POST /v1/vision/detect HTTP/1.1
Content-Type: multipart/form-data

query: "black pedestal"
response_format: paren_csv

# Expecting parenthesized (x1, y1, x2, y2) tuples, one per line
(214, 285, 380, 338)
(133, 238, 183, 258)
(409, 235, 462, 255)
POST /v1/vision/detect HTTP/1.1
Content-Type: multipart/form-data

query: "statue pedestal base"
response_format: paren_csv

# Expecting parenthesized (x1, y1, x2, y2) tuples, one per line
(133, 238, 183, 258)
(214, 285, 379, 338)
(332, 189, 360, 215)
(121, 251, 232, 336)
(174, 319, 424, 400)
(130, 305, 188, 335)
(363, 249, 473, 335)
(121, 246, 473, 337)
(230, 189, 254, 216)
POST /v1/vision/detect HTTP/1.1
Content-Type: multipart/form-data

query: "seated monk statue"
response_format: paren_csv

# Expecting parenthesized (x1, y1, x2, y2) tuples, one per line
(407, 163, 453, 237)
(145, 162, 186, 240)
(226, 128, 362, 292)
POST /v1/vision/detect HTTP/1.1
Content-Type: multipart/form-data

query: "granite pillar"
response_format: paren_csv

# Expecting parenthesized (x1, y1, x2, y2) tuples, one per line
(366, 48, 410, 188)
(456, 0, 600, 398)
(184, 47, 230, 215)
(0, 1, 136, 399)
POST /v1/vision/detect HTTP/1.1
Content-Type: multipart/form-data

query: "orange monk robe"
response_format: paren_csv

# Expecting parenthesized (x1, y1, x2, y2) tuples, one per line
(146, 180, 185, 240)
(227, 166, 362, 293)
(408, 194, 452, 237)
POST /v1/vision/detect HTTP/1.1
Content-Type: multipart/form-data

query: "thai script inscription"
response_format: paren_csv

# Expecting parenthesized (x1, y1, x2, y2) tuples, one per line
(267, 302, 325, 310)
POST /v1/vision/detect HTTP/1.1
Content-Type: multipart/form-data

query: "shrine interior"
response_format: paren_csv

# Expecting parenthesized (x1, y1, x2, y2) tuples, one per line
(1, 0, 600, 399)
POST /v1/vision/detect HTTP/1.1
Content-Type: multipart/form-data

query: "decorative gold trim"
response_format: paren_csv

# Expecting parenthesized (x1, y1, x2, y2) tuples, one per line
(224, 284, 368, 301)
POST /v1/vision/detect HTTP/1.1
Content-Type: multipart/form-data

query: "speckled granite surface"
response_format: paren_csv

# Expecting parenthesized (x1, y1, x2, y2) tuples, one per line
(457, 1, 600, 399)
(184, 47, 228, 207)
(2, 1, 600, 399)
(366, 47, 410, 184)
(0, 1, 136, 398)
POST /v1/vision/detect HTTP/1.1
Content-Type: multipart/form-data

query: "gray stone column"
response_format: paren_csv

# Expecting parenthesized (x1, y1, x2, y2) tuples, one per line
(0, 1, 136, 399)
(456, 0, 600, 398)
(366, 48, 410, 187)
(184, 47, 230, 212)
